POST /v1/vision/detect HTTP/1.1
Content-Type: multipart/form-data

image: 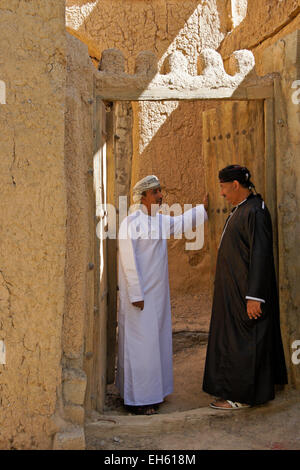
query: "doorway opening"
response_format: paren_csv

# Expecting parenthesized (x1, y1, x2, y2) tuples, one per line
(85, 89, 276, 416)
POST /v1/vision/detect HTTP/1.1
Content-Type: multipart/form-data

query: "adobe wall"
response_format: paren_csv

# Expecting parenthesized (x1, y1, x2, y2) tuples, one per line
(66, 0, 233, 72)
(219, 0, 300, 71)
(0, 1, 67, 449)
(62, 33, 96, 437)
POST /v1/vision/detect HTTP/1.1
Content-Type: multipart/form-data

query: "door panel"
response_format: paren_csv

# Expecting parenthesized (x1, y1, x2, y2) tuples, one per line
(203, 101, 266, 288)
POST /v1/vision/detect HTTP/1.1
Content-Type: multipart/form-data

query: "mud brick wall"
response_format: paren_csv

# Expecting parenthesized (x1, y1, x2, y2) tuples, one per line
(0, 0, 67, 449)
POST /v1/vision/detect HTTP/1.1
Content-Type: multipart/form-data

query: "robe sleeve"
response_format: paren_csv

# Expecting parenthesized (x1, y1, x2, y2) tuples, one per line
(167, 204, 207, 237)
(118, 220, 144, 303)
(247, 207, 273, 303)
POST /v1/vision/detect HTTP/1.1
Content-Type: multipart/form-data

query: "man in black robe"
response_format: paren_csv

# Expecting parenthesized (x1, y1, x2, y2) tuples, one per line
(203, 165, 288, 409)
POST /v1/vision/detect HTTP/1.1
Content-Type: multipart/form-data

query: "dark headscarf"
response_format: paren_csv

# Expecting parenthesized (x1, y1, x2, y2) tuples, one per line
(219, 165, 255, 190)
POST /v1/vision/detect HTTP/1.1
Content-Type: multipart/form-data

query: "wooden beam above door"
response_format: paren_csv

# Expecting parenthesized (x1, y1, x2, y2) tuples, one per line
(95, 84, 274, 101)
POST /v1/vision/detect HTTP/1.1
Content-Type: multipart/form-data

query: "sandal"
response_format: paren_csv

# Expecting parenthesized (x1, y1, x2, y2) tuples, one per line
(209, 399, 251, 410)
(127, 405, 158, 415)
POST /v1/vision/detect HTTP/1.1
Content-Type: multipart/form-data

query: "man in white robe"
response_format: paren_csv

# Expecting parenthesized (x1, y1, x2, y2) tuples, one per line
(115, 175, 208, 414)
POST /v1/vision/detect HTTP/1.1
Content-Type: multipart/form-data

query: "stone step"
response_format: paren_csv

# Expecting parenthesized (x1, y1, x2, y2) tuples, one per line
(85, 390, 299, 442)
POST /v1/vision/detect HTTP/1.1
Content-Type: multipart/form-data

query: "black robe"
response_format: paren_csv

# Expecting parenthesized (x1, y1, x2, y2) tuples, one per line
(203, 193, 288, 406)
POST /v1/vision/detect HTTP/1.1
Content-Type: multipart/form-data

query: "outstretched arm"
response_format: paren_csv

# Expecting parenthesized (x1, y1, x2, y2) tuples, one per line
(168, 194, 208, 237)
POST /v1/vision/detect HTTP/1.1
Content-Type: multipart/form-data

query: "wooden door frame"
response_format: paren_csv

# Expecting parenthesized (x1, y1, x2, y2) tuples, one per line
(94, 80, 278, 412)
(264, 96, 278, 279)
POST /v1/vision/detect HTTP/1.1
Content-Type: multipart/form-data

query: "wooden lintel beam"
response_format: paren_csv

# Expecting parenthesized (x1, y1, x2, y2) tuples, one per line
(96, 85, 274, 102)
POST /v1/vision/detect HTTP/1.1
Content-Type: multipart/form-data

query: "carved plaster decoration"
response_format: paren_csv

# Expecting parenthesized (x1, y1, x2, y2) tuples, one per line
(95, 48, 275, 101)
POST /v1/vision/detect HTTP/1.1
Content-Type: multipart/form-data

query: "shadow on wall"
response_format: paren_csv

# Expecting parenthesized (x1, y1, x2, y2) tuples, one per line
(218, 0, 300, 61)
(65, 0, 234, 78)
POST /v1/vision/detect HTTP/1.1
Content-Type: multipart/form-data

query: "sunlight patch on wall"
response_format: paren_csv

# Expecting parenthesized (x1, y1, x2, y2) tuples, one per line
(94, 140, 107, 282)
(231, 0, 248, 28)
(0, 81, 6, 104)
(66, 1, 98, 31)
(138, 101, 179, 154)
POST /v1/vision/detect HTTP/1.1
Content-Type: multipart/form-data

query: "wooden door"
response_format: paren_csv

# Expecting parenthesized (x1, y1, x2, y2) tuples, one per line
(94, 98, 109, 412)
(203, 100, 266, 289)
(84, 97, 108, 412)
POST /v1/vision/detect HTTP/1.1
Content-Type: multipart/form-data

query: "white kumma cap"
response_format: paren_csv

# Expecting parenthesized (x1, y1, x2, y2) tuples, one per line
(132, 175, 161, 203)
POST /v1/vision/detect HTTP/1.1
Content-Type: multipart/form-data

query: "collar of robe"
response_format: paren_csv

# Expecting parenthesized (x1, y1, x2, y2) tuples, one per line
(231, 192, 254, 212)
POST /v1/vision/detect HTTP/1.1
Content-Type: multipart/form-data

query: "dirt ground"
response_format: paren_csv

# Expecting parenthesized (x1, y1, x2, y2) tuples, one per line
(85, 293, 300, 451)
(86, 392, 300, 450)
